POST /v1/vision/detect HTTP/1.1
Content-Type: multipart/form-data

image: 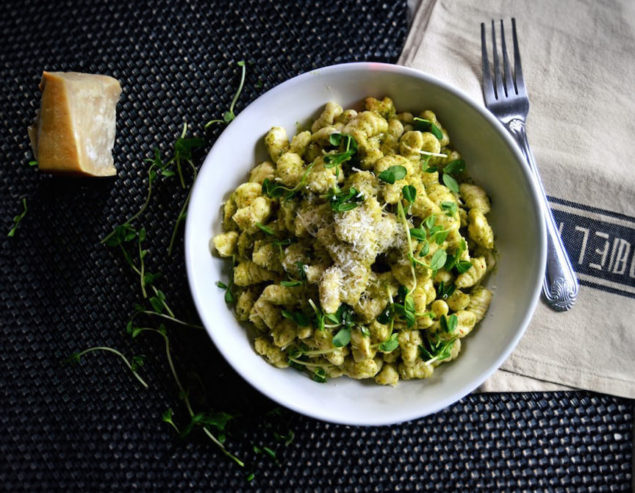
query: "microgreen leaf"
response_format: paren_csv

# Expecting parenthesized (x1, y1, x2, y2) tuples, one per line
(402, 185, 416, 204)
(429, 249, 447, 271)
(442, 173, 459, 194)
(282, 310, 310, 327)
(307, 299, 325, 331)
(162, 408, 175, 423)
(413, 117, 444, 140)
(394, 303, 416, 327)
(280, 280, 303, 287)
(149, 290, 169, 313)
(273, 428, 295, 446)
(404, 292, 415, 314)
(261, 178, 284, 198)
(332, 327, 351, 347)
(253, 445, 278, 462)
(7, 197, 27, 237)
(443, 159, 465, 175)
(440, 314, 458, 333)
(419, 336, 456, 363)
(418, 240, 430, 257)
(130, 354, 146, 371)
(377, 304, 394, 324)
(392, 288, 416, 328)
(273, 238, 294, 247)
(312, 367, 327, 383)
(337, 304, 356, 329)
(262, 162, 315, 201)
(217, 280, 235, 304)
(327, 187, 365, 212)
(378, 165, 407, 184)
(295, 262, 307, 281)
(328, 133, 343, 146)
(324, 133, 357, 168)
(410, 227, 426, 241)
(205, 60, 246, 128)
(441, 201, 458, 216)
(174, 137, 205, 162)
(433, 229, 449, 245)
(324, 151, 354, 167)
(378, 332, 399, 353)
(455, 260, 473, 274)
(256, 222, 275, 235)
(437, 281, 456, 300)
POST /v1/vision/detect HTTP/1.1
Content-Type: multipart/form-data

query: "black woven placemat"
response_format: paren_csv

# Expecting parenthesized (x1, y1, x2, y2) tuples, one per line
(0, 0, 632, 490)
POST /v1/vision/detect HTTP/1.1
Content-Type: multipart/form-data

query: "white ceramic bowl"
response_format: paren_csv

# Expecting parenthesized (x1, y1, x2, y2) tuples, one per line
(185, 62, 546, 426)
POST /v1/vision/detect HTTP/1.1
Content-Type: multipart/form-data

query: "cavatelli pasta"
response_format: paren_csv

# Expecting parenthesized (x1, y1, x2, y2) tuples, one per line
(211, 97, 496, 385)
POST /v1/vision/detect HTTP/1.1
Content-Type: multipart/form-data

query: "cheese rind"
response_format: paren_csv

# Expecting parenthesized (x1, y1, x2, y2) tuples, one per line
(29, 71, 122, 176)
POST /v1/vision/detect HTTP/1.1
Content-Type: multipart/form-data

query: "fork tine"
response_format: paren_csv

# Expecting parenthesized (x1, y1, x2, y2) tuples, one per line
(480, 22, 495, 104)
(499, 20, 514, 96)
(490, 20, 504, 100)
(511, 18, 526, 95)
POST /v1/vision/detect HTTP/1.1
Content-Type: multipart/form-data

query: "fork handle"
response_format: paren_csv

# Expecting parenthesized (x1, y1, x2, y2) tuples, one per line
(505, 119, 579, 311)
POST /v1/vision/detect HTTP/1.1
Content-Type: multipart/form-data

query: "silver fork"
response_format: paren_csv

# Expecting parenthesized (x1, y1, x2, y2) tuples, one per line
(481, 19, 578, 311)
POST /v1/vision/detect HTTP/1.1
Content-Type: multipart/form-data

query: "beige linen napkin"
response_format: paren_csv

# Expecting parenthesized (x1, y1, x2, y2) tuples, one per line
(400, 0, 635, 398)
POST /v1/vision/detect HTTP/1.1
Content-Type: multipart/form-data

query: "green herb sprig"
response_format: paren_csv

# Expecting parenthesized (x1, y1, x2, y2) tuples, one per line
(377, 285, 429, 330)
(398, 203, 449, 276)
(205, 61, 246, 128)
(378, 332, 399, 353)
(324, 133, 358, 171)
(326, 186, 365, 212)
(378, 165, 407, 184)
(413, 117, 444, 140)
(127, 324, 244, 467)
(436, 281, 456, 300)
(329, 304, 356, 347)
(441, 201, 457, 216)
(7, 197, 27, 237)
(443, 239, 472, 274)
(71, 62, 296, 476)
(410, 215, 447, 245)
(261, 162, 315, 201)
(425, 159, 465, 194)
(65, 346, 149, 389)
(402, 185, 416, 205)
(216, 281, 235, 304)
(101, 123, 204, 257)
(282, 309, 311, 327)
(419, 336, 457, 365)
(440, 314, 458, 333)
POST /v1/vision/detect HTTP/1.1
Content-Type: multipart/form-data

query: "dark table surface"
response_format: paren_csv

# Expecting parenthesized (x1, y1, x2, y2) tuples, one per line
(1, 0, 632, 490)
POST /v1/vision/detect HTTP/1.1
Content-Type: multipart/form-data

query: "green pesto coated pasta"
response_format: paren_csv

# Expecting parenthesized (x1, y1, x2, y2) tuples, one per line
(212, 97, 496, 385)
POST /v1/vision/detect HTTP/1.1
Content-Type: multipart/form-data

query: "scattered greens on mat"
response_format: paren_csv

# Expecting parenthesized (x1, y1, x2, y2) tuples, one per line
(66, 60, 292, 478)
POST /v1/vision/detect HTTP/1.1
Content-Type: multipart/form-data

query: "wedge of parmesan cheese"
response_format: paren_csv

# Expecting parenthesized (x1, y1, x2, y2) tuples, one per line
(28, 71, 122, 176)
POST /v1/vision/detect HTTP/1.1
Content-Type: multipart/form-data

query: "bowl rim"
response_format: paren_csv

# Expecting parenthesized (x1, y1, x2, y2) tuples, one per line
(184, 61, 547, 426)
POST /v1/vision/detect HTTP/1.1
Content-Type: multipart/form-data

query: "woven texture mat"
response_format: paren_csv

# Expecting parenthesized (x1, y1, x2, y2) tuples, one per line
(0, 0, 632, 490)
